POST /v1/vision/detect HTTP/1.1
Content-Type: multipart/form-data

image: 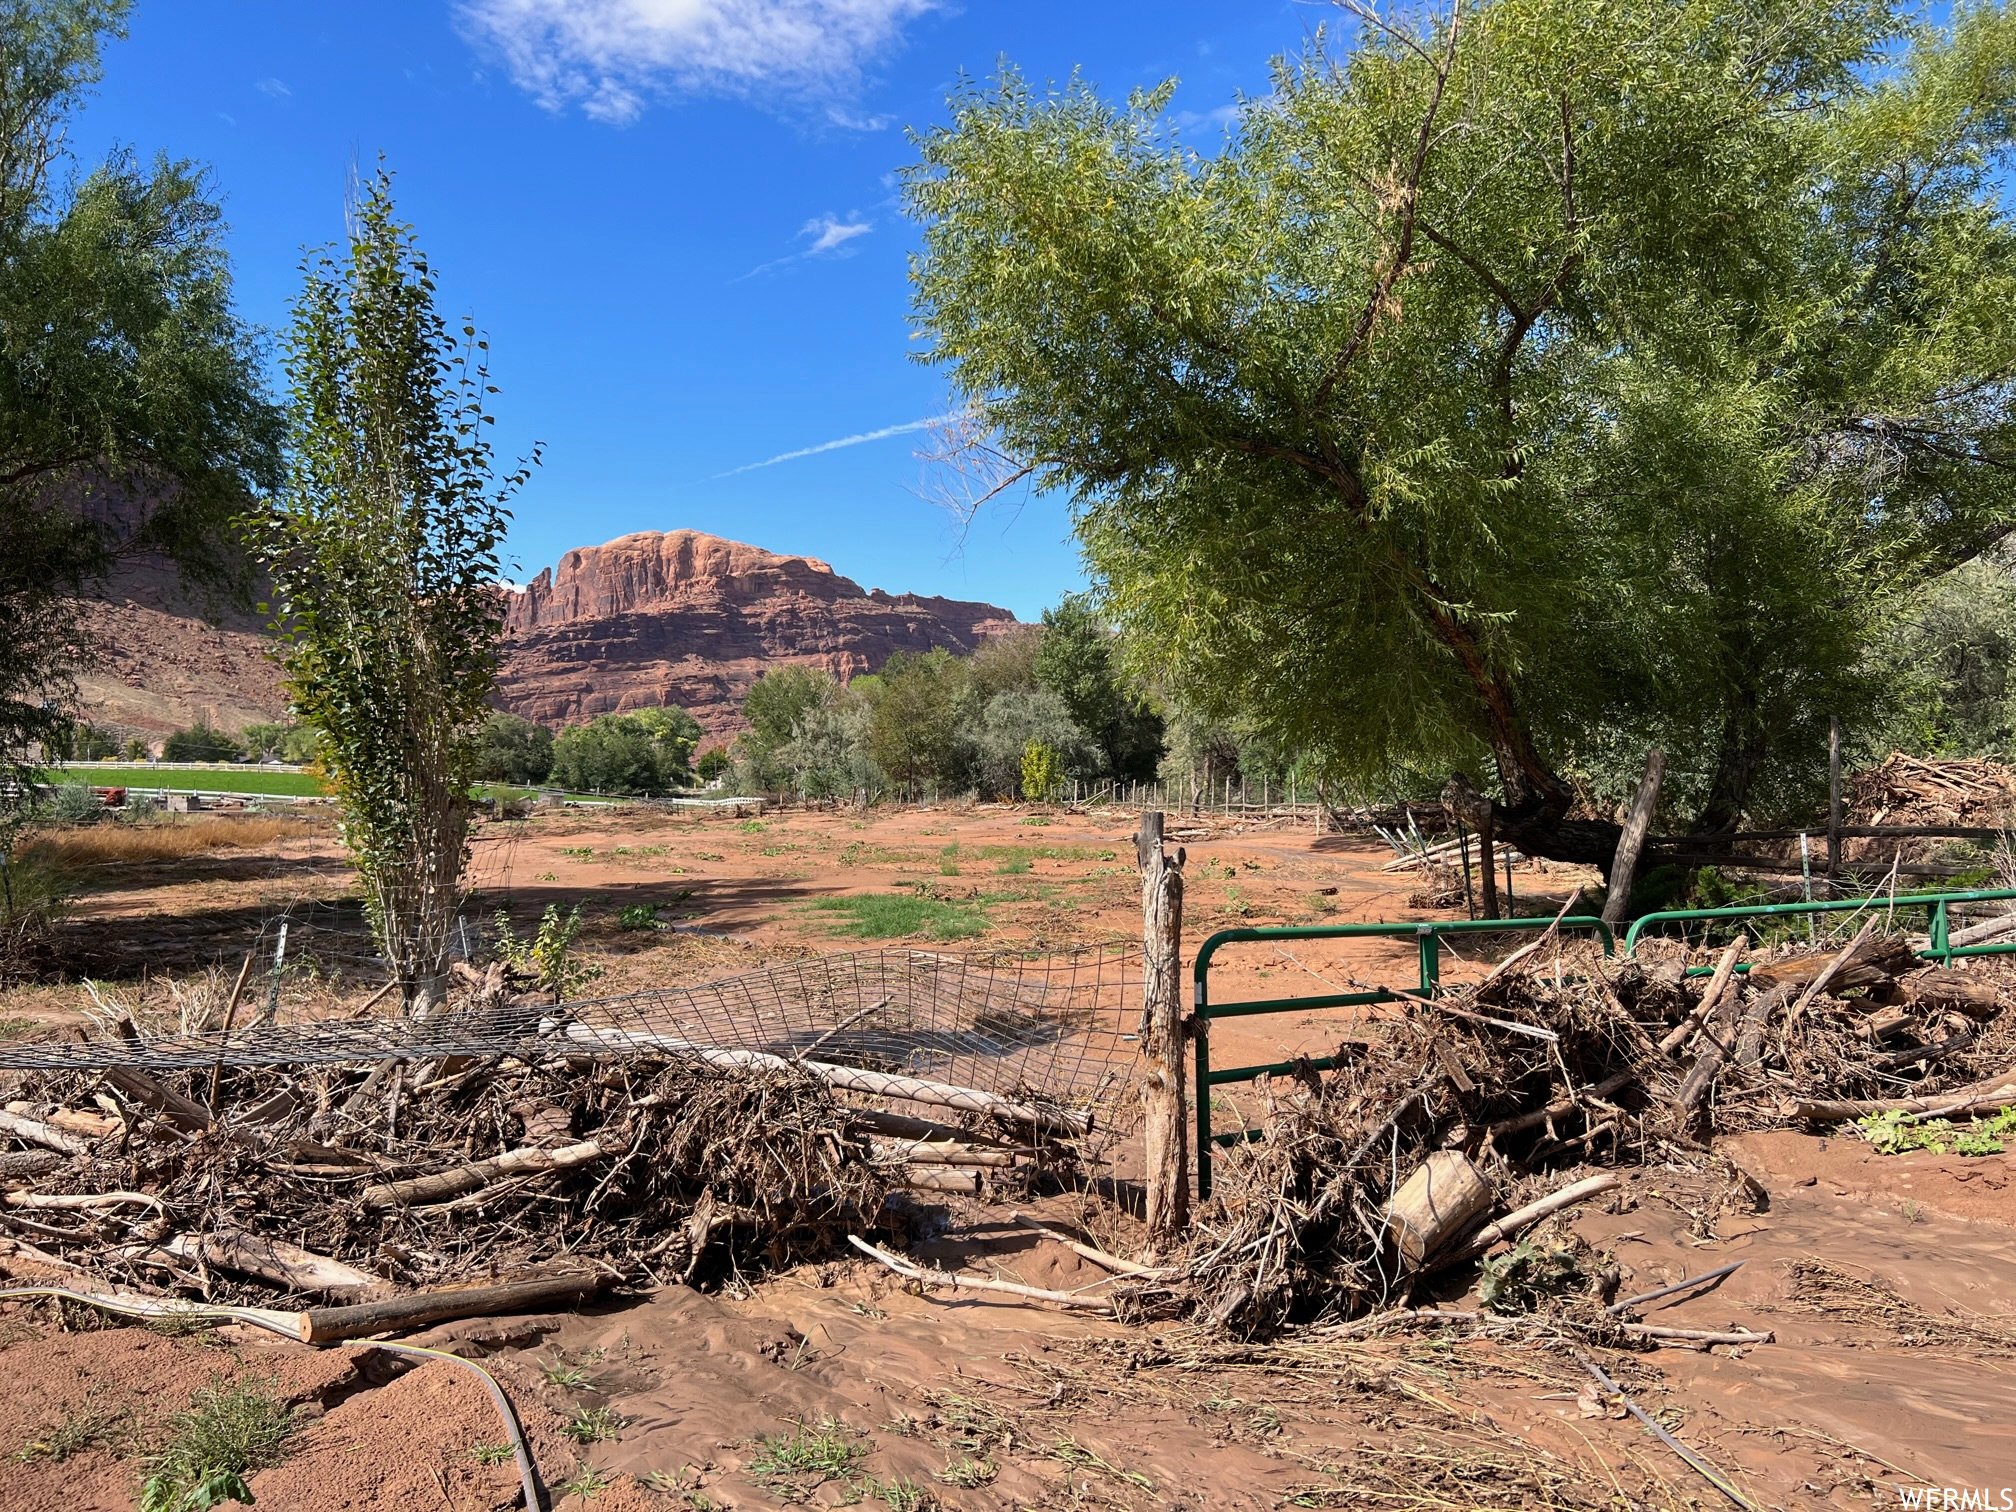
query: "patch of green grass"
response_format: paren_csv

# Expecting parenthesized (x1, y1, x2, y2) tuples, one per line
(992, 853, 1032, 875)
(138, 1373, 296, 1512)
(617, 903, 663, 931)
(562, 1406, 628, 1444)
(14, 1389, 135, 1463)
(556, 1465, 614, 1501)
(469, 1442, 514, 1466)
(540, 1356, 597, 1390)
(808, 894, 987, 941)
(934, 1456, 996, 1488)
(53, 765, 325, 798)
(0, 1017, 38, 1039)
(747, 1416, 866, 1489)
(855, 1474, 936, 1510)
(737, 819, 768, 833)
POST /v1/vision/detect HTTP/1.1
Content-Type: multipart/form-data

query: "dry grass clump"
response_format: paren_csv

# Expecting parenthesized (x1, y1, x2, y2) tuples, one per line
(23, 815, 310, 867)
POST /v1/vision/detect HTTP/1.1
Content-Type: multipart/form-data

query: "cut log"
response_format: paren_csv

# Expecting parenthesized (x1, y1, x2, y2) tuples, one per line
(554, 1024, 1093, 1137)
(871, 1139, 1023, 1167)
(362, 1139, 607, 1209)
(1441, 1173, 1620, 1263)
(299, 1272, 602, 1343)
(1897, 971, 2001, 1017)
(161, 1228, 383, 1300)
(1735, 984, 1794, 1070)
(0, 1110, 95, 1157)
(104, 1068, 213, 1133)
(901, 1168, 982, 1195)
(1384, 1151, 1495, 1270)
(0, 1151, 61, 1179)
(1787, 920, 1880, 1026)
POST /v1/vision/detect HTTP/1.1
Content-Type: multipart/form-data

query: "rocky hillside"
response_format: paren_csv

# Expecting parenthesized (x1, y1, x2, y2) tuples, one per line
(497, 530, 1017, 733)
(74, 529, 1017, 741)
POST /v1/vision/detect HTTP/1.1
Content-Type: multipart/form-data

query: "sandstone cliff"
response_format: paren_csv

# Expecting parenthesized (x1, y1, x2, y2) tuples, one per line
(496, 530, 1017, 734)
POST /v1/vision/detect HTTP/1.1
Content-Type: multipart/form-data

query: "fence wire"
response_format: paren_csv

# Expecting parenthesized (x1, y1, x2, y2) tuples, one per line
(0, 945, 1145, 1119)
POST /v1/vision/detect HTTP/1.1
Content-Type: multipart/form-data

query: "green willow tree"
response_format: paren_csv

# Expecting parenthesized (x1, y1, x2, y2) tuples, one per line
(252, 169, 535, 1014)
(1, 0, 278, 807)
(905, 0, 2016, 866)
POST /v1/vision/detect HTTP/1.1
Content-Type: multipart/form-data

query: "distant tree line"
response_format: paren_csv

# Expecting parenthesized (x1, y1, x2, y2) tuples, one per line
(473, 706, 702, 796)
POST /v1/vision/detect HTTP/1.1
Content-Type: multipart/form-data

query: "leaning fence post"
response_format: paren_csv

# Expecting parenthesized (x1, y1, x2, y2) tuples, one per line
(1137, 810, 1189, 1248)
(1602, 747, 1665, 932)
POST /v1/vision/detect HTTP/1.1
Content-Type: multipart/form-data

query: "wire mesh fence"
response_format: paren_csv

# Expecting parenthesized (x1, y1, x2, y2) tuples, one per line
(0, 944, 1146, 1123)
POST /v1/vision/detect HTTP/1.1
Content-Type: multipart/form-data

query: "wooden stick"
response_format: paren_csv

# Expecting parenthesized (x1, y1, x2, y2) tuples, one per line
(1620, 1324, 1772, 1345)
(845, 1234, 1115, 1312)
(362, 1139, 607, 1209)
(1782, 1071, 2016, 1121)
(0, 1110, 94, 1157)
(872, 1139, 1023, 1167)
(1473, 886, 1585, 991)
(1607, 1261, 1745, 1315)
(557, 1023, 1094, 1136)
(1734, 983, 1793, 1070)
(0, 1151, 61, 1180)
(105, 1068, 212, 1132)
(298, 1272, 602, 1343)
(1787, 919, 1878, 1027)
(1441, 1173, 1619, 1263)
(900, 1168, 982, 1194)
(6, 1190, 161, 1211)
(1574, 1350, 1760, 1509)
(1010, 1213, 1173, 1278)
(208, 951, 257, 1114)
(1487, 1072, 1633, 1140)
(1659, 942, 1744, 1056)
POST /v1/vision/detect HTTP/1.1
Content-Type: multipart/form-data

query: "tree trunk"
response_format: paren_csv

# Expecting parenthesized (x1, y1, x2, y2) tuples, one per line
(1476, 813, 1499, 919)
(1137, 811, 1188, 1250)
(1601, 748, 1665, 930)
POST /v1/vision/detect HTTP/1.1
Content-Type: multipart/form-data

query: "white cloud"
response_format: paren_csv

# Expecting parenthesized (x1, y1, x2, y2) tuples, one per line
(255, 77, 291, 98)
(801, 214, 870, 255)
(714, 413, 955, 477)
(459, 0, 936, 123)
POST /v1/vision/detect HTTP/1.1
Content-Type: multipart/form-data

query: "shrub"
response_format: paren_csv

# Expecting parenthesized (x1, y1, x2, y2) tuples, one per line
(473, 712, 555, 785)
(493, 903, 602, 997)
(40, 783, 107, 825)
(138, 1374, 296, 1512)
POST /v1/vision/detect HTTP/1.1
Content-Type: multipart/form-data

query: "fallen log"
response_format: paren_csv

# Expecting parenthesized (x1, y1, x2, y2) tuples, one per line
(1748, 930, 1914, 996)
(1784, 1078, 2016, 1122)
(159, 1229, 383, 1300)
(1735, 984, 1794, 1070)
(901, 1168, 982, 1195)
(103, 1067, 212, 1133)
(1787, 921, 1881, 1026)
(362, 1139, 608, 1209)
(0, 1109, 95, 1157)
(0, 1151, 61, 1180)
(1897, 970, 2001, 1017)
(871, 1139, 1024, 1168)
(556, 1022, 1093, 1136)
(297, 1271, 603, 1343)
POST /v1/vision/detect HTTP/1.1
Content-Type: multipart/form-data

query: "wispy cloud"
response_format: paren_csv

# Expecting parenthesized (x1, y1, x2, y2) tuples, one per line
(714, 414, 954, 478)
(458, 0, 936, 124)
(255, 77, 291, 99)
(735, 212, 872, 281)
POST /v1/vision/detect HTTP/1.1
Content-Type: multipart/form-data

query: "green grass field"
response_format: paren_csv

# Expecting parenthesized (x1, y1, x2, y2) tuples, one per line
(51, 765, 327, 797)
(808, 893, 989, 941)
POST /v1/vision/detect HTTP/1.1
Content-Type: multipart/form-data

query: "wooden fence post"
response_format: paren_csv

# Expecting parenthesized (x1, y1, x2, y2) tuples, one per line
(1827, 716, 1843, 877)
(1602, 747, 1666, 931)
(1137, 810, 1189, 1248)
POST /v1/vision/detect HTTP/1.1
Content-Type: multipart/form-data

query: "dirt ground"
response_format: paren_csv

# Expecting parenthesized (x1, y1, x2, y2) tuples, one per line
(3, 801, 2013, 1510)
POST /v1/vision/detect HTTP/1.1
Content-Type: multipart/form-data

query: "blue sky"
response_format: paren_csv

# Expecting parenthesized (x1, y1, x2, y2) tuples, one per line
(69, 1, 1309, 619)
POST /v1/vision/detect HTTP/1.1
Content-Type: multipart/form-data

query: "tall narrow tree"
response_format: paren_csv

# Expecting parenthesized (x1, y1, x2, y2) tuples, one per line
(252, 168, 535, 1013)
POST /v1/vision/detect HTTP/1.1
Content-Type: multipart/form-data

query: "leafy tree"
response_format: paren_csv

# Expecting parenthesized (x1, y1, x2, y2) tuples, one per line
(241, 720, 321, 764)
(966, 623, 1045, 702)
(1869, 553, 2016, 759)
(964, 685, 1094, 798)
(161, 719, 240, 762)
(780, 692, 882, 801)
(472, 712, 554, 785)
(694, 745, 732, 782)
(744, 665, 836, 751)
(1033, 597, 1163, 781)
(0, 0, 279, 820)
(550, 706, 700, 795)
(867, 649, 966, 794)
(905, 1, 2016, 866)
(249, 167, 534, 1015)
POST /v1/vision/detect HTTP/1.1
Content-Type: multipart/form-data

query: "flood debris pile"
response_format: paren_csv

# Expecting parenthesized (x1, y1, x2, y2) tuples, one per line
(0, 962, 1101, 1317)
(1162, 923, 2015, 1338)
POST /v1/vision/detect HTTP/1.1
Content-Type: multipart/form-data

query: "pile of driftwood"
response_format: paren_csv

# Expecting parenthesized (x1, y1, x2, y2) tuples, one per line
(1849, 753, 2016, 830)
(0, 969, 1082, 1328)
(1146, 923, 2014, 1337)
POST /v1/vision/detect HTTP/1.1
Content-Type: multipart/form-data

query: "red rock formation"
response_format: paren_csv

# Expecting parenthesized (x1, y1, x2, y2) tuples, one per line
(497, 530, 1017, 734)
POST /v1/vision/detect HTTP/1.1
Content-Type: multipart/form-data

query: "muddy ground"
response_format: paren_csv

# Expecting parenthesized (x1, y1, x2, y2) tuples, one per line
(1, 800, 2011, 1509)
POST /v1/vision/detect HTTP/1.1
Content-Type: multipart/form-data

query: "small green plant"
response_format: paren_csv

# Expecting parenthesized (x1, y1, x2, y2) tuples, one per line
(540, 1356, 596, 1390)
(993, 851, 1032, 875)
(747, 1416, 865, 1489)
(1477, 1242, 1584, 1314)
(563, 1406, 628, 1444)
(556, 1465, 614, 1501)
(494, 903, 603, 997)
(856, 1474, 935, 1510)
(618, 903, 664, 931)
(469, 1442, 514, 1466)
(138, 1374, 296, 1512)
(1855, 1107, 2016, 1156)
(738, 819, 768, 834)
(1020, 740, 1062, 802)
